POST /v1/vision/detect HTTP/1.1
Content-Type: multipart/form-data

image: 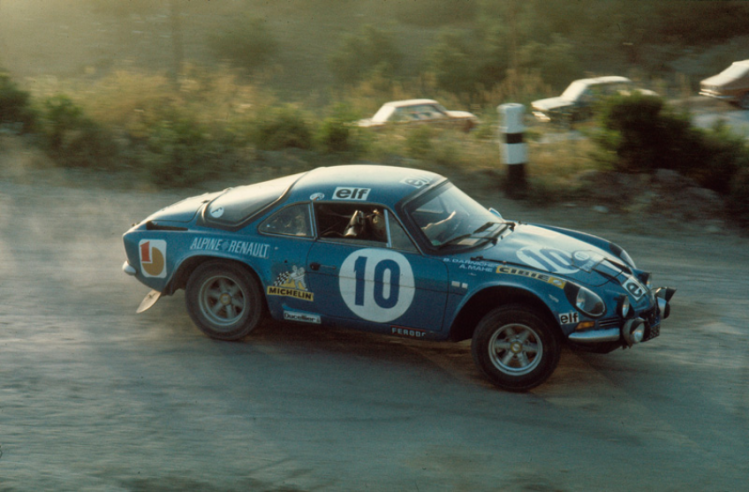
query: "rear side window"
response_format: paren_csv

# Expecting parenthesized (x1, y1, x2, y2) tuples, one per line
(206, 173, 302, 225)
(259, 203, 312, 237)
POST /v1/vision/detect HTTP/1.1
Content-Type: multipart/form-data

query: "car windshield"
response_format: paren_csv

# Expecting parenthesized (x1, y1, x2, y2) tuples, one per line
(407, 182, 506, 250)
(206, 173, 303, 224)
(561, 81, 589, 101)
(371, 105, 396, 123)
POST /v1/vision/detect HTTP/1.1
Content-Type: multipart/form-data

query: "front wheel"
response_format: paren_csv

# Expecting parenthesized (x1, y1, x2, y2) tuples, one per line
(185, 261, 265, 341)
(471, 305, 560, 391)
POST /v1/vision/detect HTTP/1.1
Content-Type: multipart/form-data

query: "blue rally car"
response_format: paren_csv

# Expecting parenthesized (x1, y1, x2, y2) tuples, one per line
(122, 165, 675, 391)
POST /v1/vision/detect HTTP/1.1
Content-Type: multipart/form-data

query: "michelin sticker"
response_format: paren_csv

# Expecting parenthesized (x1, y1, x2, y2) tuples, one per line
(268, 265, 313, 301)
(339, 248, 415, 323)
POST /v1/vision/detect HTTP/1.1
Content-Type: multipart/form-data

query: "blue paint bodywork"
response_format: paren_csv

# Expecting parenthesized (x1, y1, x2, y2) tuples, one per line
(123, 165, 664, 348)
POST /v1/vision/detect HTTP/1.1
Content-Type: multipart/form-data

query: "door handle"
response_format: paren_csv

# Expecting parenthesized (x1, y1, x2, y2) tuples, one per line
(309, 262, 335, 272)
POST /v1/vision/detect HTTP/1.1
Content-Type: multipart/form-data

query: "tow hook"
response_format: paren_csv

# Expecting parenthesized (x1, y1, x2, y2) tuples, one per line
(622, 317, 645, 347)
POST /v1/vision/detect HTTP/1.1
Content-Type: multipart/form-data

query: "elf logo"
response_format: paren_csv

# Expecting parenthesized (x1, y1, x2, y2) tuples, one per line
(559, 312, 579, 324)
(333, 187, 371, 201)
(139, 239, 167, 278)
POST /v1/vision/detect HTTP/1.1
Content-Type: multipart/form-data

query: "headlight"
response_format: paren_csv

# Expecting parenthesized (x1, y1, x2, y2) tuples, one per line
(575, 286, 606, 317)
(617, 295, 631, 318)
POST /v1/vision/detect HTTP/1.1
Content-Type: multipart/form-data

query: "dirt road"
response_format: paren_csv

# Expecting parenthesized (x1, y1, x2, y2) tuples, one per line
(1, 172, 748, 491)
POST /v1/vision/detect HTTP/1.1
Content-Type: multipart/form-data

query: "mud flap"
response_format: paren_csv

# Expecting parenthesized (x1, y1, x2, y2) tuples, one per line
(137, 289, 162, 313)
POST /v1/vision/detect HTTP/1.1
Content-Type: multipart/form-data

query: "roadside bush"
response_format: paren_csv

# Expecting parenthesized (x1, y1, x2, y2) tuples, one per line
(138, 113, 232, 188)
(315, 117, 358, 154)
(329, 25, 403, 85)
(405, 125, 434, 160)
(727, 167, 749, 229)
(394, 0, 478, 27)
(593, 94, 749, 194)
(40, 95, 118, 168)
(253, 106, 313, 151)
(207, 16, 278, 72)
(0, 72, 36, 133)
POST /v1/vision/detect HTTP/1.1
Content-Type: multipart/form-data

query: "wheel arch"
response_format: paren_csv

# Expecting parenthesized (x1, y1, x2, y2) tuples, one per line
(166, 255, 264, 297)
(448, 286, 558, 342)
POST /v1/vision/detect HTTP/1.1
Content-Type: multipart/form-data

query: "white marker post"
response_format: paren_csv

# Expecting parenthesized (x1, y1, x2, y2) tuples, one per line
(498, 103, 527, 197)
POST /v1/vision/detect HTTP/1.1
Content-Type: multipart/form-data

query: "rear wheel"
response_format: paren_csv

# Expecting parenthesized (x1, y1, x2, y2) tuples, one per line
(471, 305, 560, 391)
(185, 261, 264, 341)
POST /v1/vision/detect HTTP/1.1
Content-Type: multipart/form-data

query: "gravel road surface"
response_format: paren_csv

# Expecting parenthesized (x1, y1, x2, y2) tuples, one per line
(1, 174, 748, 491)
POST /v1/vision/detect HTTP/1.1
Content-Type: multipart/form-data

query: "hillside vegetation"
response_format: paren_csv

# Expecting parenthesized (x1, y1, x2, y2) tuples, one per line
(1, 0, 749, 226)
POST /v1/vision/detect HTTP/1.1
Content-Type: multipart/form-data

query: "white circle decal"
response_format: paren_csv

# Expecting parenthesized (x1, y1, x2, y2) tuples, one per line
(517, 246, 578, 275)
(339, 248, 415, 323)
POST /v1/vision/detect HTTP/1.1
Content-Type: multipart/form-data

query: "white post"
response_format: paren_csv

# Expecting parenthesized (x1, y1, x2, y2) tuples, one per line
(498, 103, 527, 196)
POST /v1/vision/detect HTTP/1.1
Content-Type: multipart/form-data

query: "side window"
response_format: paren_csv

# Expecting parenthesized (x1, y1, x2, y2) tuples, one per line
(314, 203, 416, 251)
(259, 203, 312, 237)
(387, 213, 418, 253)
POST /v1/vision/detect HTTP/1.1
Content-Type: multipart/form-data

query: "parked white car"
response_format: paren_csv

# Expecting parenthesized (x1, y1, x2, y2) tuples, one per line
(357, 99, 478, 132)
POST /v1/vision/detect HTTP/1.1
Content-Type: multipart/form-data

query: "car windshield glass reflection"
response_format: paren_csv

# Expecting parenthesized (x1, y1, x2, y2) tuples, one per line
(408, 183, 505, 250)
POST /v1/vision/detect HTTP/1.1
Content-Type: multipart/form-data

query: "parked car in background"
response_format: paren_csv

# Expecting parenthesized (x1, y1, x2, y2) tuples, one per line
(531, 76, 656, 124)
(699, 60, 749, 109)
(357, 99, 478, 132)
(122, 165, 675, 391)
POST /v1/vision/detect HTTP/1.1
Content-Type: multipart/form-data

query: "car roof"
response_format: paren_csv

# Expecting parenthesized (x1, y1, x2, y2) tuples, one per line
(573, 75, 631, 87)
(382, 99, 440, 108)
(285, 165, 445, 207)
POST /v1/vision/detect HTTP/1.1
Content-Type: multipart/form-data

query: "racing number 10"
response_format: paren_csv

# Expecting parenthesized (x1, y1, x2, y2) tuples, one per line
(354, 256, 400, 308)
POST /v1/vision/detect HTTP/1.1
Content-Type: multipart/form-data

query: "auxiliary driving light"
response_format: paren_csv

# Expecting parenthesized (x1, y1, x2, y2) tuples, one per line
(654, 287, 676, 320)
(617, 295, 631, 318)
(622, 317, 645, 347)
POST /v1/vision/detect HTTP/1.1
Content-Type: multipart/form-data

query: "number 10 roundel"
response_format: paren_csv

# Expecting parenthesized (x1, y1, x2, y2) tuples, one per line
(339, 249, 415, 323)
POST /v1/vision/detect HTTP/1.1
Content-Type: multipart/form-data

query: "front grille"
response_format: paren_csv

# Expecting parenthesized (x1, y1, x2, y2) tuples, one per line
(597, 318, 621, 330)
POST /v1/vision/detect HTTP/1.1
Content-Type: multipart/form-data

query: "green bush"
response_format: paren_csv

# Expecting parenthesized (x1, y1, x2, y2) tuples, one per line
(0, 72, 36, 133)
(394, 0, 478, 27)
(328, 25, 403, 85)
(207, 16, 278, 72)
(405, 126, 434, 160)
(40, 95, 118, 168)
(594, 93, 749, 196)
(138, 114, 231, 188)
(253, 106, 313, 151)
(315, 118, 355, 154)
(727, 167, 749, 229)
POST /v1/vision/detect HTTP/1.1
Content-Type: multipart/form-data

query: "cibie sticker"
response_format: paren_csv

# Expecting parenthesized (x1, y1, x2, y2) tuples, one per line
(139, 239, 167, 278)
(333, 187, 371, 201)
(339, 248, 415, 323)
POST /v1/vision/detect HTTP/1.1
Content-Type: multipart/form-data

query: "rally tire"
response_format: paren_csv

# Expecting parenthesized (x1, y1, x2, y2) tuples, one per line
(471, 305, 561, 391)
(185, 261, 264, 341)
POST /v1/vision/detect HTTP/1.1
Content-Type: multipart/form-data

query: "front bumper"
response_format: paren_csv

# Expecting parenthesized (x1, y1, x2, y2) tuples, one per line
(122, 261, 137, 276)
(568, 287, 674, 347)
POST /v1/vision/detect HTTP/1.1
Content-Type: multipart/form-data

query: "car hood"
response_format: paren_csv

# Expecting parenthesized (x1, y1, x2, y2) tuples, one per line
(531, 97, 573, 112)
(144, 191, 223, 223)
(467, 223, 628, 287)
